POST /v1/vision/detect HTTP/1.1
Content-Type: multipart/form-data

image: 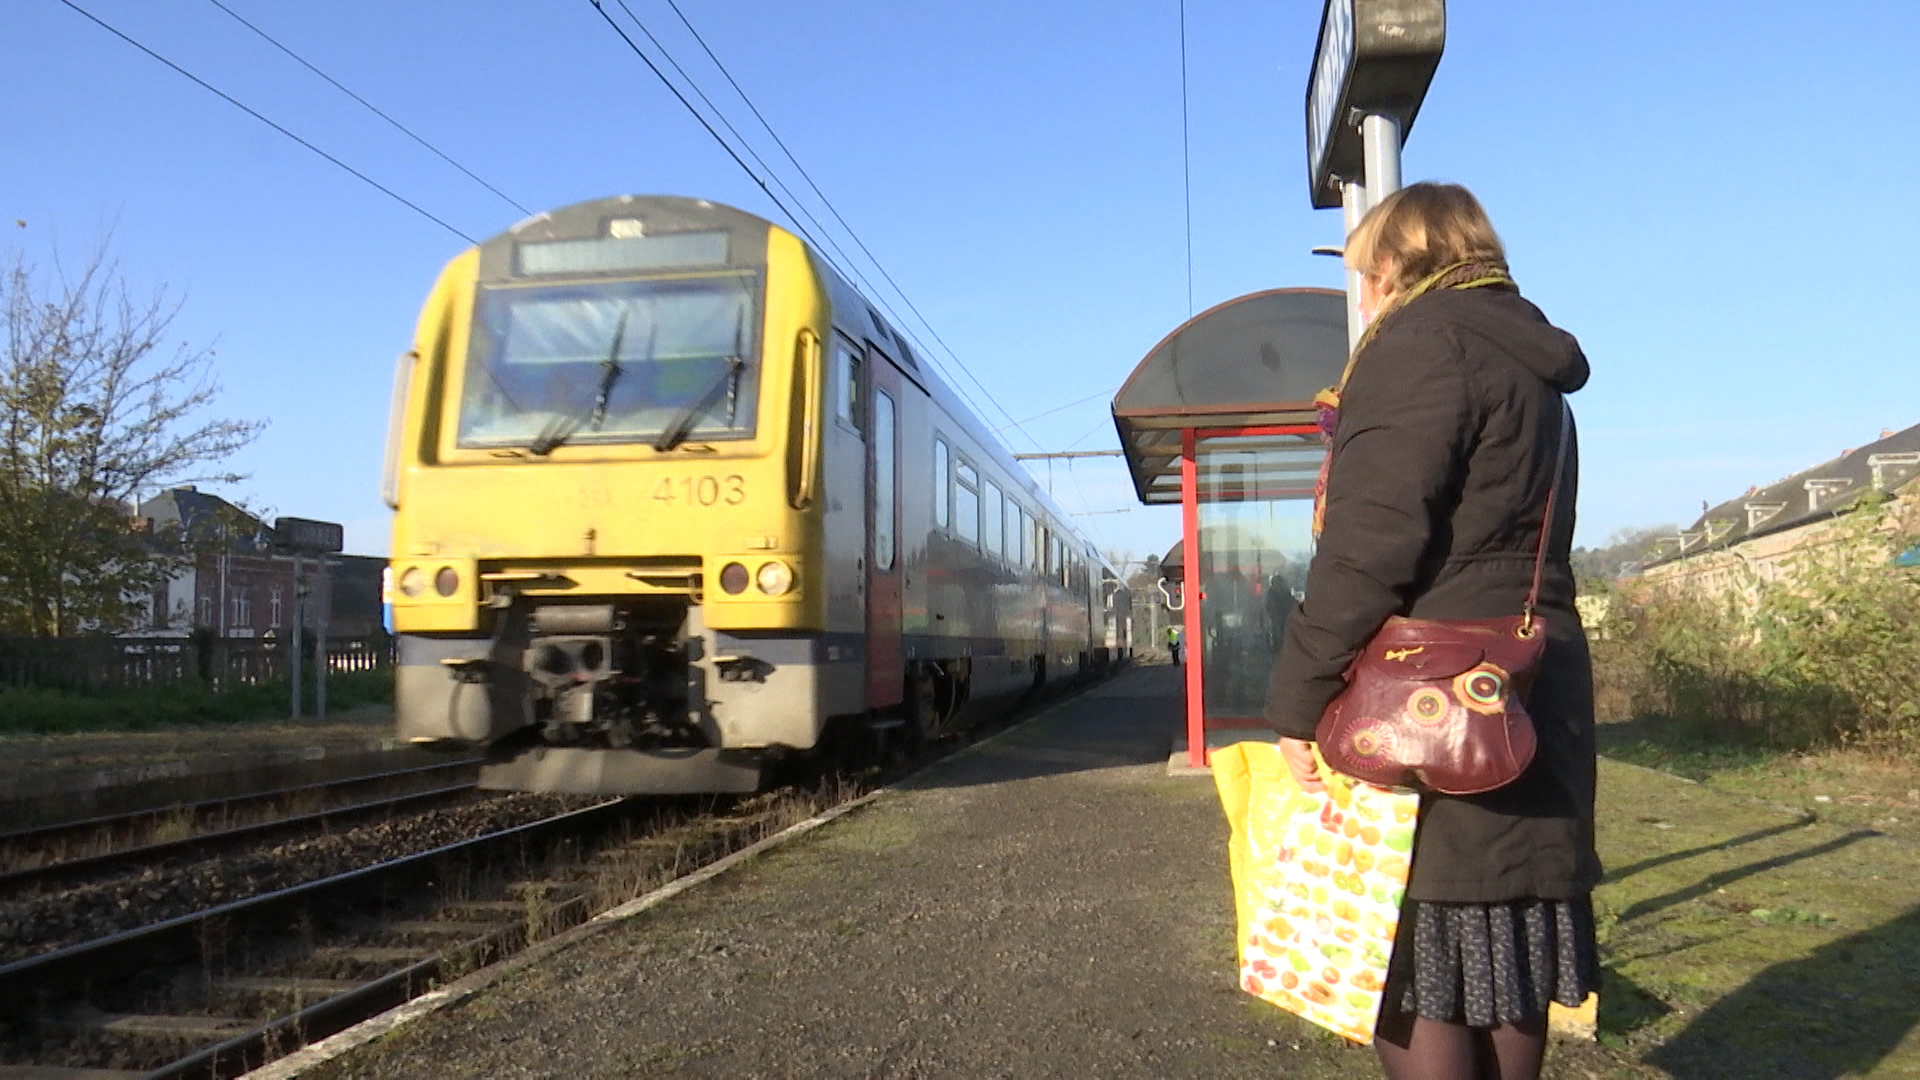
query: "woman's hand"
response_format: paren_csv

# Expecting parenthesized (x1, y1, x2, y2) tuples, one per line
(1278, 737, 1324, 793)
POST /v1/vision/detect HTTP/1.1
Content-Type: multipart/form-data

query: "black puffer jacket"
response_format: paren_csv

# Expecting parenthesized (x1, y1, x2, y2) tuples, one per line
(1263, 286, 1601, 903)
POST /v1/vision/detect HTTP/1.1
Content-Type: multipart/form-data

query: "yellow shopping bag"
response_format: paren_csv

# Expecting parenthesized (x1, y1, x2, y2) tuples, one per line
(1212, 741, 1420, 1044)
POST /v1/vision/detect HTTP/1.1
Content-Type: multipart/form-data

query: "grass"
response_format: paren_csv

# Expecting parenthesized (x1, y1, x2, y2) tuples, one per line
(1585, 756, 1920, 1077)
(0, 669, 394, 736)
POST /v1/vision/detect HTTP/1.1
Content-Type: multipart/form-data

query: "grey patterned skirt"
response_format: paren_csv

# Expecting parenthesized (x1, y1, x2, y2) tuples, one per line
(1381, 895, 1600, 1028)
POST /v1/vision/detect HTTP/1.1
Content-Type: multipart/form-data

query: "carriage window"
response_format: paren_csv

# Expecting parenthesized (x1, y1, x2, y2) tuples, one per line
(874, 390, 896, 570)
(1004, 502, 1022, 566)
(955, 460, 980, 545)
(983, 482, 1004, 559)
(933, 438, 950, 529)
(833, 340, 863, 431)
(1021, 511, 1036, 570)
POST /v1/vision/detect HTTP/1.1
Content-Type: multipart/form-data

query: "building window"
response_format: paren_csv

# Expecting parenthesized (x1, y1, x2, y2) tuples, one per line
(232, 584, 252, 627)
(270, 586, 284, 628)
(933, 438, 950, 530)
(199, 596, 214, 627)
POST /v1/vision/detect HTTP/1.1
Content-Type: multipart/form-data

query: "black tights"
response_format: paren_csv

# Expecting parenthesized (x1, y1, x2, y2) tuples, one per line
(1374, 1009, 1547, 1080)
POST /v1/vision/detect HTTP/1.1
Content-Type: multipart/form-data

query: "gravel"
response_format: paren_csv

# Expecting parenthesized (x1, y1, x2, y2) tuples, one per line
(0, 793, 602, 962)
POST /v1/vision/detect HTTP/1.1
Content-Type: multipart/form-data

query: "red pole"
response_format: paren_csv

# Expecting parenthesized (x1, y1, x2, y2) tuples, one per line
(1181, 428, 1206, 768)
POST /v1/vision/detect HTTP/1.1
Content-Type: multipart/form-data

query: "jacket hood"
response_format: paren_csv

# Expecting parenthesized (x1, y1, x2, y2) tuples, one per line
(1412, 289, 1591, 394)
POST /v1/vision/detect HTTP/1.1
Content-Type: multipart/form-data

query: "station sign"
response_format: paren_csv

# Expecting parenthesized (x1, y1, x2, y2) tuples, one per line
(1305, 0, 1447, 208)
(274, 516, 345, 553)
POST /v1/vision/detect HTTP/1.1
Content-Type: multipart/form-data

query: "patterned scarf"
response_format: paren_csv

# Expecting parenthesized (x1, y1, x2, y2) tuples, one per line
(1311, 261, 1519, 537)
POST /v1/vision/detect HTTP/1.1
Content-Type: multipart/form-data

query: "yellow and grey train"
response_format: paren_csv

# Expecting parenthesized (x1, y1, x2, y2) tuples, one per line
(383, 195, 1131, 794)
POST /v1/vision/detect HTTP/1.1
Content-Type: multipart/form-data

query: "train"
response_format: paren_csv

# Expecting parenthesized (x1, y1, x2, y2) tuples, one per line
(382, 195, 1131, 795)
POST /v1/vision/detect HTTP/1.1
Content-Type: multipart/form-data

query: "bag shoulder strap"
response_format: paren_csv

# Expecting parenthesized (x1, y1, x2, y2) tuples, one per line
(1523, 398, 1573, 630)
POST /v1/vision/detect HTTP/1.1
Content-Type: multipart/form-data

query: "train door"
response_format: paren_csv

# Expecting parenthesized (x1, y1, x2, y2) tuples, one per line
(865, 350, 905, 710)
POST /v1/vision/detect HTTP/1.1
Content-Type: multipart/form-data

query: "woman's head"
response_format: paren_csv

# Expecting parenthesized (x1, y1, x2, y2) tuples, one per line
(1345, 182, 1506, 317)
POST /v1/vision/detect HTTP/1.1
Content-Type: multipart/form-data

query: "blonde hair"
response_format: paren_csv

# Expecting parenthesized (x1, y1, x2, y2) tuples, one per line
(1344, 182, 1507, 297)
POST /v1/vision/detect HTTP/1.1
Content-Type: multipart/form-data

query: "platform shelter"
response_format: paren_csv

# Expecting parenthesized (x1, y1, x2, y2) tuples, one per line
(1112, 287, 1349, 767)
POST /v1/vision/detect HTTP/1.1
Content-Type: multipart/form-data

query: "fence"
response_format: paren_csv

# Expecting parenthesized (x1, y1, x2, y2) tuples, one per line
(0, 634, 394, 693)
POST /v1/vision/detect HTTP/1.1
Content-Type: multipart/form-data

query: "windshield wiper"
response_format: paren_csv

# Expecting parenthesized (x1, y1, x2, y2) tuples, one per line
(529, 310, 629, 456)
(652, 308, 747, 452)
(652, 355, 743, 452)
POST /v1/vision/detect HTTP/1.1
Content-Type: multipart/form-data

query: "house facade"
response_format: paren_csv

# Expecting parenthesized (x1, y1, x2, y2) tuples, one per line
(132, 487, 376, 641)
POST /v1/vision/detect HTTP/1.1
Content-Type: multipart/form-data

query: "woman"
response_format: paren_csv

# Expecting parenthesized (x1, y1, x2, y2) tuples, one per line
(1264, 182, 1600, 1080)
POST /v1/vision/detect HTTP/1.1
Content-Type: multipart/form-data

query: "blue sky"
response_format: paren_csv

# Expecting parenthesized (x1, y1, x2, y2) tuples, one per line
(5, 0, 1916, 567)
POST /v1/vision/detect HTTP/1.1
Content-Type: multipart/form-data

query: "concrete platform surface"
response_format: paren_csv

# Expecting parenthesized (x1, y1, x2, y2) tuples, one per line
(299, 666, 1622, 1079)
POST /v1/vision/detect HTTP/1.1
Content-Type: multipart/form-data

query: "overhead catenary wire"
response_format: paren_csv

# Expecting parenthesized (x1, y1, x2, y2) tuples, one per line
(644, 0, 1045, 453)
(1002, 387, 1114, 429)
(203, 0, 532, 217)
(54, 0, 475, 244)
(585, 1, 1001, 427)
(600, 1, 886, 351)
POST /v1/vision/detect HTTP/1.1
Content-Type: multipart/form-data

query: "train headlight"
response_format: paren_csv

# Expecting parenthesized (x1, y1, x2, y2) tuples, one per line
(718, 562, 750, 595)
(398, 567, 426, 597)
(434, 566, 460, 597)
(756, 561, 794, 596)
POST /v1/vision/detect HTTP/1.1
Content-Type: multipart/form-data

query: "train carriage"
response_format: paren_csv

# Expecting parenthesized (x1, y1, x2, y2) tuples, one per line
(384, 195, 1126, 794)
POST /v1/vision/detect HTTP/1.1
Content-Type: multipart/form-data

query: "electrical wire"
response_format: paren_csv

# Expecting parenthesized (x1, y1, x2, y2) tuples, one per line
(1003, 387, 1114, 428)
(652, 0, 1043, 451)
(54, 0, 475, 244)
(601, 1, 885, 355)
(203, 0, 531, 216)
(587, 1, 1015, 432)
(1178, 0, 1194, 317)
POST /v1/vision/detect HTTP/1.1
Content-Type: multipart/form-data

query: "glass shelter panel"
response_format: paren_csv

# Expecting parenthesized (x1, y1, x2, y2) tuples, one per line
(1192, 432, 1323, 724)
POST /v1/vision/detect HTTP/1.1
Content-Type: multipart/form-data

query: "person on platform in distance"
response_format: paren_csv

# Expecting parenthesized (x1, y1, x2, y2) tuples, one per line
(1166, 623, 1183, 666)
(1263, 182, 1600, 1080)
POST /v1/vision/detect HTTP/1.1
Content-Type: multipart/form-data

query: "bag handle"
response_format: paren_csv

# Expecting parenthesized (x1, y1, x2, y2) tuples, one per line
(1522, 398, 1573, 635)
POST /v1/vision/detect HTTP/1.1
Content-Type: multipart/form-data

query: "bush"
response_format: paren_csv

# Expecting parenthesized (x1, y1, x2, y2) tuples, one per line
(0, 668, 394, 736)
(1591, 497, 1920, 754)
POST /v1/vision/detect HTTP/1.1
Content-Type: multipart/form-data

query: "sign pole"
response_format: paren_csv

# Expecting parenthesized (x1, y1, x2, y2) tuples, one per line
(1341, 179, 1369, 350)
(290, 553, 303, 720)
(316, 557, 330, 719)
(1361, 113, 1404, 203)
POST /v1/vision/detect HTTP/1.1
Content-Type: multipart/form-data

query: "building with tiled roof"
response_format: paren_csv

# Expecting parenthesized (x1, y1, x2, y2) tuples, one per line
(1636, 422, 1920, 592)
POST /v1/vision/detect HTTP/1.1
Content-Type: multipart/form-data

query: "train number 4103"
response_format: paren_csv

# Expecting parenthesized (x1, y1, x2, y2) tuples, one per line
(652, 475, 746, 506)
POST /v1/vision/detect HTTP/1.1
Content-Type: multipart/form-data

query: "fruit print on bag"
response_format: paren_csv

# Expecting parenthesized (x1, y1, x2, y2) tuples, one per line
(1215, 742, 1419, 1045)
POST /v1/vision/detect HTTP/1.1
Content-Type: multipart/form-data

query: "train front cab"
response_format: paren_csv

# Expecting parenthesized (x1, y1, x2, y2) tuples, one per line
(385, 195, 1113, 793)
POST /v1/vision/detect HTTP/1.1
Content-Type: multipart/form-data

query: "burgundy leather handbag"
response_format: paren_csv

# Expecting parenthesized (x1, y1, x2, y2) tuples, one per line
(1314, 402, 1571, 796)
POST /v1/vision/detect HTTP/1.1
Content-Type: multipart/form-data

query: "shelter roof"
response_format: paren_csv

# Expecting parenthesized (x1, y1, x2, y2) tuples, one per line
(1111, 288, 1347, 504)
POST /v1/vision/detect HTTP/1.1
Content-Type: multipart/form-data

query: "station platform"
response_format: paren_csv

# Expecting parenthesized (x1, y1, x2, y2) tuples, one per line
(288, 664, 1662, 1078)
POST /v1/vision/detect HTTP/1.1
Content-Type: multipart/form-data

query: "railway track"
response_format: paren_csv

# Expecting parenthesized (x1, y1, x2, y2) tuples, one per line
(0, 797, 655, 1077)
(0, 760, 479, 863)
(0, 781, 482, 895)
(0, 675, 1117, 1078)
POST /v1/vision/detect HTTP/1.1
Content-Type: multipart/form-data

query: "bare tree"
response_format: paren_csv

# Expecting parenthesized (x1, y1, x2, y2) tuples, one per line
(0, 239, 263, 636)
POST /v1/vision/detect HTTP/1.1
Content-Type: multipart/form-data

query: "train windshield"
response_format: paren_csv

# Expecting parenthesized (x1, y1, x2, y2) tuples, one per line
(457, 273, 760, 449)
